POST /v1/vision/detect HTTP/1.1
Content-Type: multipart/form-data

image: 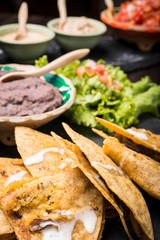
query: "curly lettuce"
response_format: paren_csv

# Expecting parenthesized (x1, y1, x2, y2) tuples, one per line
(35, 56, 160, 130)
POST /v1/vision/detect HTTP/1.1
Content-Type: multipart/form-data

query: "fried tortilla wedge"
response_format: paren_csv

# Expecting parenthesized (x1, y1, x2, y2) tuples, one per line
(0, 209, 14, 238)
(14, 126, 104, 240)
(96, 117, 160, 161)
(0, 175, 104, 240)
(102, 135, 160, 200)
(51, 131, 132, 236)
(63, 123, 154, 240)
(15, 126, 77, 177)
(0, 158, 31, 195)
(0, 158, 31, 240)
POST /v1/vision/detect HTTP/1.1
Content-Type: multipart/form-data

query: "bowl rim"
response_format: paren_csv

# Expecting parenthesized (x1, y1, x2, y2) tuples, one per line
(47, 16, 107, 37)
(0, 64, 76, 123)
(100, 8, 160, 33)
(0, 23, 55, 45)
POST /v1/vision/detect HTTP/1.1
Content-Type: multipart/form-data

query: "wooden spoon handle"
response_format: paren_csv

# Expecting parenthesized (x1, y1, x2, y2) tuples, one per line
(0, 49, 90, 82)
(57, 0, 67, 28)
(17, 2, 28, 35)
(105, 0, 114, 19)
(26, 49, 90, 77)
(105, 0, 114, 8)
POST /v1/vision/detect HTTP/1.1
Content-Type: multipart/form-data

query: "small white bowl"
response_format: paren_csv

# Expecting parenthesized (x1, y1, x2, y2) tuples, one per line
(0, 64, 76, 145)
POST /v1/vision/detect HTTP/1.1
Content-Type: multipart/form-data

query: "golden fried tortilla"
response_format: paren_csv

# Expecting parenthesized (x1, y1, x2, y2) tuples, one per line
(0, 175, 103, 240)
(14, 126, 104, 240)
(0, 209, 13, 236)
(96, 117, 160, 155)
(103, 135, 160, 200)
(0, 158, 31, 240)
(51, 131, 132, 235)
(63, 123, 154, 240)
(15, 126, 77, 177)
(0, 158, 31, 195)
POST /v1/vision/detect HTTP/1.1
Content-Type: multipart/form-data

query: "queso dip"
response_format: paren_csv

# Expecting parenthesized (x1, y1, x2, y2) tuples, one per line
(1, 31, 46, 42)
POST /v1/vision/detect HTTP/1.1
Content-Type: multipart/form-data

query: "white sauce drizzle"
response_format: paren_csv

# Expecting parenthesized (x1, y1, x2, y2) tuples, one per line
(126, 129, 148, 140)
(5, 171, 27, 187)
(58, 162, 67, 169)
(120, 151, 128, 169)
(92, 161, 124, 175)
(41, 206, 97, 240)
(153, 145, 158, 150)
(24, 147, 65, 166)
(65, 158, 73, 163)
(53, 209, 73, 219)
(93, 174, 107, 190)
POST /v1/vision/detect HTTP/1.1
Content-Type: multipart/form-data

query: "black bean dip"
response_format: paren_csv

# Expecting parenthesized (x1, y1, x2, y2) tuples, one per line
(0, 70, 63, 117)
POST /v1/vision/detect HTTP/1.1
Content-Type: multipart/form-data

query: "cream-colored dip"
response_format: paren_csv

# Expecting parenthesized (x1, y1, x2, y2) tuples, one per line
(57, 16, 97, 34)
(1, 31, 46, 42)
(41, 206, 97, 240)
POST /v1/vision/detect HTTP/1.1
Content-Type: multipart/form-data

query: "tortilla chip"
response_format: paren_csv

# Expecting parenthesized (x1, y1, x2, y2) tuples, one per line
(0, 158, 31, 195)
(0, 209, 13, 235)
(92, 128, 108, 139)
(63, 123, 154, 240)
(115, 133, 160, 162)
(15, 126, 78, 178)
(14, 126, 104, 240)
(51, 132, 130, 224)
(0, 158, 31, 239)
(96, 117, 160, 154)
(103, 135, 160, 200)
(0, 175, 104, 240)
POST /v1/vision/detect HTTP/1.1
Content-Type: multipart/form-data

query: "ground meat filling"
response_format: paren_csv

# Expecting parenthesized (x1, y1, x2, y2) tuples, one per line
(0, 70, 63, 117)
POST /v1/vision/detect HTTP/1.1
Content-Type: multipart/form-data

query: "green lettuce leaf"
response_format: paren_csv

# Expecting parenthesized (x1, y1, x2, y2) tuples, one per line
(35, 56, 160, 130)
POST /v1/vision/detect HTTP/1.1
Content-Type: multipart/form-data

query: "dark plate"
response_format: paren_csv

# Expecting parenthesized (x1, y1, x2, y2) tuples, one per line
(0, 113, 160, 239)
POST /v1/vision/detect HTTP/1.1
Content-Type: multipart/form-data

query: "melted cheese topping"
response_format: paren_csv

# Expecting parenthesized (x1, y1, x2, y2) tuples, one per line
(126, 129, 148, 140)
(5, 171, 27, 187)
(41, 206, 97, 240)
(24, 147, 65, 166)
(58, 162, 67, 169)
(120, 151, 129, 169)
(92, 161, 124, 175)
(93, 173, 108, 190)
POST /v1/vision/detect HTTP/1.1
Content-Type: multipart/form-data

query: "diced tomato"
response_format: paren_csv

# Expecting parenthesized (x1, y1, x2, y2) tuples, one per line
(144, 17, 159, 27)
(115, 0, 160, 29)
(99, 71, 109, 85)
(94, 64, 106, 75)
(150, 0, 160, 10)
(86, 66, 95, 74)
(76, 66, 86, 77)
(76, 62, 122, 91)
(113, 81, 122, 90)
(86, 64, 106, 75)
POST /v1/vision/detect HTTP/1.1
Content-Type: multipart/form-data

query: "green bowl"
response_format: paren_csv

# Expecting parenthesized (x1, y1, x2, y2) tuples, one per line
(47, 17, 107, 51)
(0, 24, 55, 63)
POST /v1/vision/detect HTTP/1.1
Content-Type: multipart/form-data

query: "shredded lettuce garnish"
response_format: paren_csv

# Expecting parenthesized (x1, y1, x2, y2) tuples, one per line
(35, 56, 160, 130)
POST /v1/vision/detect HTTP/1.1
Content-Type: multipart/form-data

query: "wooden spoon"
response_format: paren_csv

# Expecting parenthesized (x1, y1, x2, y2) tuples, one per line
(105, 0, 114, 19)
(0, 48, 90, 82)
(57, 0, 67, 29)
(15, 2, 28, 40)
